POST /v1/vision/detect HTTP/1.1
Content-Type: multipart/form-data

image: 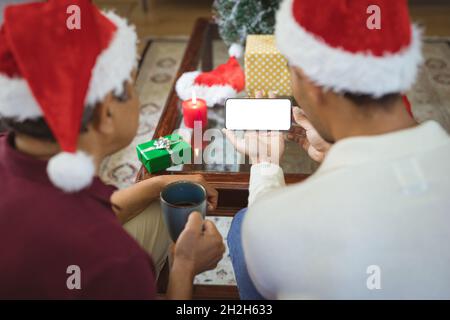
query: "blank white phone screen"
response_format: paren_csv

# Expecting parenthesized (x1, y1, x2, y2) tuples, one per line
(225, 99, 291, 130)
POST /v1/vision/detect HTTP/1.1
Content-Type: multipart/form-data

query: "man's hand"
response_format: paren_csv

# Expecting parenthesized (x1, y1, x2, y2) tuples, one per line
(157, 175, 218, 211)
(223, 129, 285, 164)
(223, 90, 285, 165)
(290, 107, 332, 163)
(167, 212, 225, 299)
(174, 212, 225, 275)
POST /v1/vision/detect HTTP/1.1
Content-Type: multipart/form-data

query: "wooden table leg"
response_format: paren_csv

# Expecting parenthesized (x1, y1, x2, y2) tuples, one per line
(202, 24, 214, 72)
(142, 0, 148, 12)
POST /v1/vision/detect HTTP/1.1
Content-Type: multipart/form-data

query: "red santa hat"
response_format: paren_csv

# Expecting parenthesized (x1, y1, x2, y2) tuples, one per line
(176, 44, 245, 107)
(275, 0, 422, 97)
(0, 0, 137, 192)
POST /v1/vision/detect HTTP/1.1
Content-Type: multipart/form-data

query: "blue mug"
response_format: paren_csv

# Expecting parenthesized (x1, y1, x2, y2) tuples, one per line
(160, 181, 207, 242)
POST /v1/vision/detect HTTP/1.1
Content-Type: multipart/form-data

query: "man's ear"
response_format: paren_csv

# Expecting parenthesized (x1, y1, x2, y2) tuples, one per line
(297, 68, 325, 106)
(292, 67, 325, 107)
(91, 92, 116, 135)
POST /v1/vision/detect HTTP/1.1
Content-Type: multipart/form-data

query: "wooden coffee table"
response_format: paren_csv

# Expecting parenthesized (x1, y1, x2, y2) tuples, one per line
(136, 18, 314, 299)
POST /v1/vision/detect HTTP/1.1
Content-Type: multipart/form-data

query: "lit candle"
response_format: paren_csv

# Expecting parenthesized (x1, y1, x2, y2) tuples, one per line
(192, 89, 197, 105)
(182, 89, 208, 129)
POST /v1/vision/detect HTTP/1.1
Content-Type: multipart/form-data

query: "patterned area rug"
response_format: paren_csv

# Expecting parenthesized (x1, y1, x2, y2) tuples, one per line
(99, 37, 450, 286)
(410, 38, 450, 129)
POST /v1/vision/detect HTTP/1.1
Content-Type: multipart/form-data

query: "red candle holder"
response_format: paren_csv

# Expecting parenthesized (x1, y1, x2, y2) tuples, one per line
(182, 98, 208, 129)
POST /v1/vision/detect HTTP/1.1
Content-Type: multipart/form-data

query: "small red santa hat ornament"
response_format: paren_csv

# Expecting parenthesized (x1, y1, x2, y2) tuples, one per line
(176, 43, 245, 107)
(0, 0, 137, 192)
(275, 0, 422, 97)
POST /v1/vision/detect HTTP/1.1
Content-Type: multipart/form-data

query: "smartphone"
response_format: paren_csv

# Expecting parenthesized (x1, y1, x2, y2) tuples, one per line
(225, 98, 292, 131)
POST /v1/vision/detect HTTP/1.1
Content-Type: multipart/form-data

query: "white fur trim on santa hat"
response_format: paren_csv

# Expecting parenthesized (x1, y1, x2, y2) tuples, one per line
(0, 75, 42, 120)
(0, 11, 138, 120)
(175, 71, 237, 107)
(229, 43, 244, 59)
(275, 0, 423, 97)
(176, 71, 200, 101)
(86, 11, 138, 105)
(47, 151, 95, 193)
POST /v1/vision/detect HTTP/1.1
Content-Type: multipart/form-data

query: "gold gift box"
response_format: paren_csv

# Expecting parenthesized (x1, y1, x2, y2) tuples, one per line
(245, 35, 292, 96)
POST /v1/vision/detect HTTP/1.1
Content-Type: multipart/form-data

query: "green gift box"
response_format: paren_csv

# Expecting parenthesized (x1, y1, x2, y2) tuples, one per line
(137, 134, 191, 173)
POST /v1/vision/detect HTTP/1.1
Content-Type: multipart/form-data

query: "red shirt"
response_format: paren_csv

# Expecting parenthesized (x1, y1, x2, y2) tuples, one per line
(0, 133, 156, 299)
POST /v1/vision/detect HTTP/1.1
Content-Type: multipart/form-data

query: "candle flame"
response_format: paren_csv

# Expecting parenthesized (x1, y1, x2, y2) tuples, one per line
(192, 89, 197, 105)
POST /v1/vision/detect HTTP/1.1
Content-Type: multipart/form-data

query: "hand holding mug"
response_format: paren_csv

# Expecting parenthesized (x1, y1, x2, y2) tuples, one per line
(161, 180, 211, 242)
(173, 212, 225, 276)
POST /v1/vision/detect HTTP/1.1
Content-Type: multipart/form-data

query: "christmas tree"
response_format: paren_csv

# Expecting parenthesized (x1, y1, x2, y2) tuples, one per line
(213, 0, 282, 46)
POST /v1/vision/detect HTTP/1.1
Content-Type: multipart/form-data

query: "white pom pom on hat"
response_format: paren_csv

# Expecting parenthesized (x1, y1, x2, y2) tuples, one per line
(228, 43, 244, 59)
(47, 151, 96, 193)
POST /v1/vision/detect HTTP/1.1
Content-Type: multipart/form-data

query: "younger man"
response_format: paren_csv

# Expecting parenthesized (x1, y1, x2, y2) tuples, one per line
(226, 0, 450, 299)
